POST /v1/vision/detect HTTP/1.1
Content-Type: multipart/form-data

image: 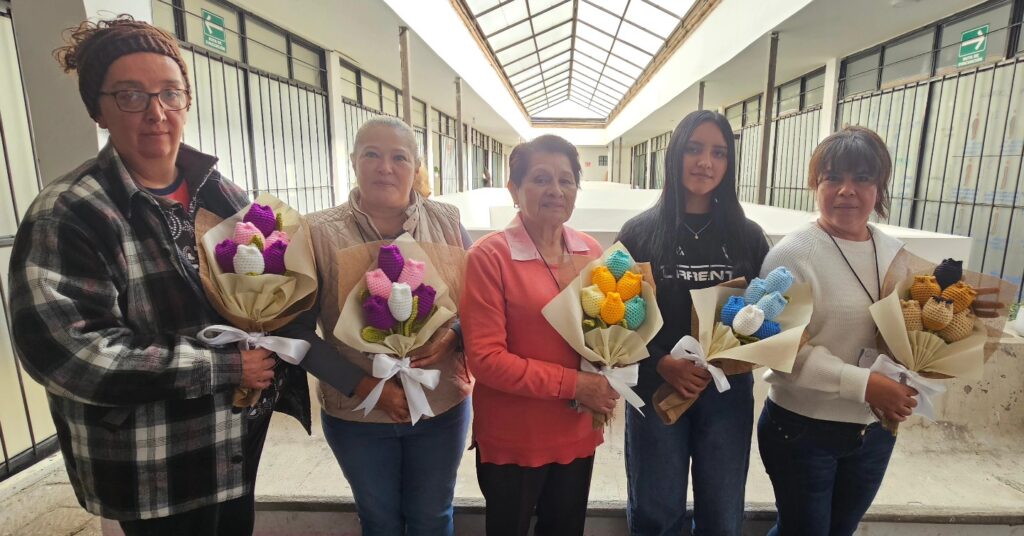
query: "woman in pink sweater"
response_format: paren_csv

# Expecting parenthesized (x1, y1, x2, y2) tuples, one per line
(461, 135, 619, 536)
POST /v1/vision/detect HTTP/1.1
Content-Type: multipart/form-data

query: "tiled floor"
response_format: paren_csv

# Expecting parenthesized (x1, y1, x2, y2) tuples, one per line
(4, 340, 1024, 535)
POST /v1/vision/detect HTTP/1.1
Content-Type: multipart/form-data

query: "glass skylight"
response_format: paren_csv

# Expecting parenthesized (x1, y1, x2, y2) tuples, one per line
(463, 0, 696, 120)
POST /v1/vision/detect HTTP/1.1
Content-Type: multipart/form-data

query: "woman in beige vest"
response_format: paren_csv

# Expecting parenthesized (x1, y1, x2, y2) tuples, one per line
(278, 117, 472, 535)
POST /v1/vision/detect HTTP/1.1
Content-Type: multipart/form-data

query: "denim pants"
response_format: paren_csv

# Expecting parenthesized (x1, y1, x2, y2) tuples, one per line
(757, 399, 896, 536)
(625, 372, 754, 536)
(321, 398, 470, 536)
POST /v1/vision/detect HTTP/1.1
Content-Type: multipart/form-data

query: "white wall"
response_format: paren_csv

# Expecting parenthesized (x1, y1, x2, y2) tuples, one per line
(12, 0, 104, 185)
(576, 145, 608, 182)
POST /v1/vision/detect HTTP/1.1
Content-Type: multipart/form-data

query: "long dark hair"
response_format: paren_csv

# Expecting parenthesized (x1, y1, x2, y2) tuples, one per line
(633, 110, 760, 279)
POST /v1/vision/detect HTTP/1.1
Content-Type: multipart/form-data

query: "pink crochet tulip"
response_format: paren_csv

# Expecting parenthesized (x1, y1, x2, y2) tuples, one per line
(363, 295, 396, 331)
(214, 239, 238, 273)
(263, 241, 287, 274)
(243, 203, 277, 237)
(265, 230, 290, 249)
(412, 284, 436, 321)
(233, 222, 262, 247)
(366, 269, 392, 299)
(398, 259, 425, 290)
(377, 245, 404, 282)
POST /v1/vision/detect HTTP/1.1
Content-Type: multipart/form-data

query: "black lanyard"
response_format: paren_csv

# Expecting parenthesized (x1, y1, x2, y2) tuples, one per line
(824, 225, 881, 304)
(520, 214, 568, 292)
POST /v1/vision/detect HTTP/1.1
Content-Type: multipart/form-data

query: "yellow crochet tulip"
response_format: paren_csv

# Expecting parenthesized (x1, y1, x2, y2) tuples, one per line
(601, 292, 626, 325)
(616, 271, 642, 301)
(580, 285, 605, 318)
(592, 266, 617, 294)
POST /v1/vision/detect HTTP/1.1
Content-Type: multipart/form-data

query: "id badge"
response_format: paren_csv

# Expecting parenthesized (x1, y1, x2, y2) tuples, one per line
(858, 347, 880, 368)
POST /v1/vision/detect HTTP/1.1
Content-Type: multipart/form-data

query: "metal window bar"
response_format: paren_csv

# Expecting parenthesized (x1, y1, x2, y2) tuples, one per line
(829, 56, 1024, 299)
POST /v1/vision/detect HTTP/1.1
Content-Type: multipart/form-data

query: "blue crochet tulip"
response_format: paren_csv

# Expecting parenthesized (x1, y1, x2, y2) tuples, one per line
(756, 291, 787, 322)
(744, 278, 768, 305)
(605, 250, 634, 280)
(624, 296, 647, 330)
(720, 295, 746, 326)
(754, 319, 781, 339)
(763, 267, 794, 294)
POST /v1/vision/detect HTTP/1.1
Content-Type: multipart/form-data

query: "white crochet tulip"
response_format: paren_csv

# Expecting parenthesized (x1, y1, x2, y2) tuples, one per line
(388, 282, 413, 322)
(233, 244, 265, 275)
(732, 305, 765, 337)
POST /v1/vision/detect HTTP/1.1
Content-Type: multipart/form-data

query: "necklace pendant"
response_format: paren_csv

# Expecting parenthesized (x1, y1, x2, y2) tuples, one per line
(694, 233, 699, 240)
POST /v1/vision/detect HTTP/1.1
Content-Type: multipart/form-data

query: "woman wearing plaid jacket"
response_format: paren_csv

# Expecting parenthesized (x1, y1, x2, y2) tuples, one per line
(8, 17, 307, 536)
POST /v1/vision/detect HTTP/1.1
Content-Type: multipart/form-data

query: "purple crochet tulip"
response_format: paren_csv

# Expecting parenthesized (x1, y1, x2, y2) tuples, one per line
(214, 239, 238, 273)
(363, 295, 396, 331)
(378, 244, 405, 282)
(412, 284, 436, 321)
(243, 203, 277, 237)
(263, 241, 287, 274)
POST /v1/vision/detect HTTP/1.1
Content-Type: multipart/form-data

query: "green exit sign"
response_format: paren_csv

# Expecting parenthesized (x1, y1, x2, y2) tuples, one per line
(202, 9, 227, 53)
(957, 24, 988, 68)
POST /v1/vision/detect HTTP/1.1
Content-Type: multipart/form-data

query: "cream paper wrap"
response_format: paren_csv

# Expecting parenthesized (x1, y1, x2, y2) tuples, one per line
(653, 278, 814, 424)
(332, 233, 458, 423)
(196, 194, 318, 406)
(541, 242, 664, 425)
(867, 249, 1016, 435)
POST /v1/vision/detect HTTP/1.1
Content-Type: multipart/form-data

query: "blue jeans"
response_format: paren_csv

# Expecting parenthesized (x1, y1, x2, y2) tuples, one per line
(625, 372, 754, 536)
(321, 398, 470, 536)
(757, 399, 896, 536)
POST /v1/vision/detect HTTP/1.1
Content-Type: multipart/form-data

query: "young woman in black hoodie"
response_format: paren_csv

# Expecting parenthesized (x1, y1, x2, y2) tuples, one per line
(617, 110, 769, 535)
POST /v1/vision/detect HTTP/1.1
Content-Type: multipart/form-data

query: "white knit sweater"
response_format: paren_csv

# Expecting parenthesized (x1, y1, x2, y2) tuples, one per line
(761, 222, 905, 424)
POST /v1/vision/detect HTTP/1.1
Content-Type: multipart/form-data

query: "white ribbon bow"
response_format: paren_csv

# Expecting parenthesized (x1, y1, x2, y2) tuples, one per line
(198, 325, 311, 365)
(670, 336, 731, 393)
(869, 354, 946, 421)
(353, 354, 441, 425)
(580, 361, 645, 415)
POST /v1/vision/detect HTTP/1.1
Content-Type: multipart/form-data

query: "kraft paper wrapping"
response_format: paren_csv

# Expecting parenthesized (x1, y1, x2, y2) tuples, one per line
(541, 242, 664, 427)
(196, 194, 319, 406)
(654, 278, 813, 424)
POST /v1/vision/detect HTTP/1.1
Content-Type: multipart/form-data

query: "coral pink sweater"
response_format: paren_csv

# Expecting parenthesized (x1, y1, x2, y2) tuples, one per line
(461, 222, 604, 467)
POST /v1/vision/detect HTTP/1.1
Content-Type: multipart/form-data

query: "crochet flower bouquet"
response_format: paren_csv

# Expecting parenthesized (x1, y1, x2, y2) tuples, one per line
(541, 244, 664, 428)
(195, 194, 318, 407)
(332, 234, 462, 424)
(868, 256, 1015, 434)
(653, 267, 814, 424)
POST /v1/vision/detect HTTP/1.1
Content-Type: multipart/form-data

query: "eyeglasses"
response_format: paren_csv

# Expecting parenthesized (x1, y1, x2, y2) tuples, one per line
(99, 89, 190, 113)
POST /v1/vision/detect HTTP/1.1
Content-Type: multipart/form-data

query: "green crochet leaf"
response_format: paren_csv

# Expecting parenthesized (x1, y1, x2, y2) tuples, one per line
(361, 326, 388, 343)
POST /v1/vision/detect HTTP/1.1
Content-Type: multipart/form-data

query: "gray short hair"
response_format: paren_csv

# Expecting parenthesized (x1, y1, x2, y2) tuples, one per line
(352, 116, 421, 165)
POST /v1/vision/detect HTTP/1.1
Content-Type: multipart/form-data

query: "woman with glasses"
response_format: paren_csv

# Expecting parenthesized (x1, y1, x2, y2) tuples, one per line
(8, 16, 308, 535)
(460, 135, 618, 536)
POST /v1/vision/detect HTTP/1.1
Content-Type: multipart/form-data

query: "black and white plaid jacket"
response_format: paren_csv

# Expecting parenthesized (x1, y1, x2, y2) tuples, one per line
(9, 142, 257, 520)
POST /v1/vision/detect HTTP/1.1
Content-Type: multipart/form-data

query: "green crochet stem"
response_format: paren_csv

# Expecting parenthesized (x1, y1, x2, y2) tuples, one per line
(736, 333, 761, 345)
(359, 288, 370, 303)
(401, 297, 420, 337)
(412, 304, 437, 332)
(275, 212, 284, 232)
